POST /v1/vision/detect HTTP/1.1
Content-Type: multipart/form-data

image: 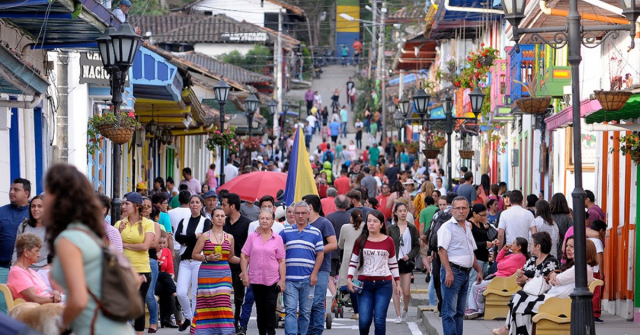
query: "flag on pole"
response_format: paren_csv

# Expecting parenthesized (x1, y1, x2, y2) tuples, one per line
(282, 127, 318, 205)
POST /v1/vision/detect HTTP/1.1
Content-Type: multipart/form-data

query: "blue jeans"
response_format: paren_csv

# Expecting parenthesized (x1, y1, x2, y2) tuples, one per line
(440, 266, 470, 335)
(358, 280, 393, 335)
(305, 134, 312, 148)
(0, 267, 8, 313)
(342, 122, 347, 137)
(308, 271, 329, 335)
(284, 280, 314, 335)
(240, 285, 255, 328)
(428, 274, 437, 306)
(146, 259, 159, 326)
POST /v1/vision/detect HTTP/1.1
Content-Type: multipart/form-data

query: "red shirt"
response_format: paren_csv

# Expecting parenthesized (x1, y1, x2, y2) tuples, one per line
(159, 248, 174, 275)
(321, 197, 336, 216)
(334, 176, 351, 195)
(362, 150, 368, 163)
(320, 142, 328, 152)
(353, 40, 363, 53)
(376, 194, 392, 222)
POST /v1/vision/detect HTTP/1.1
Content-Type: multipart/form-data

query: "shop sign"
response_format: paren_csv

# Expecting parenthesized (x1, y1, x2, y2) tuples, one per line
(80, 52, 112, 86)
(220, 32, 268, 42)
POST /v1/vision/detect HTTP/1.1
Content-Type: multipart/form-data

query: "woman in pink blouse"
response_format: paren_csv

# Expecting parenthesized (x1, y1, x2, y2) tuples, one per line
(464, 237, 529, 319)
(240, 208, 286, 335)
(8, 233, 62, 304)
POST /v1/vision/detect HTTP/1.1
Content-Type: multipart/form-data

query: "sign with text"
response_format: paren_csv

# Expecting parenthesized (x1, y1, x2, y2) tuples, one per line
(220, 32, 268, 42)
(79, 52, 130, 87)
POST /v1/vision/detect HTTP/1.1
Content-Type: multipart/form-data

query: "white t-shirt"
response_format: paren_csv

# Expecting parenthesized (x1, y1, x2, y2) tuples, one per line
(498, 205, 535, 247)
(247, 220, 286, 236)
(168, 207, 192, 250)
(534, 216, 560, 258)
(398, 228, 412, 258)
(438, 187, 447, 196)
(588, 237, 604, 273)
(355, 121, 363, 129)
(314, 94, 322, 104)
(306, 115, 317, 127)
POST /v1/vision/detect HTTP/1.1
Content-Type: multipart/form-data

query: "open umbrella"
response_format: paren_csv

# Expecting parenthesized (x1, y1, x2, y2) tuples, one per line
(217, 171, 288, 202)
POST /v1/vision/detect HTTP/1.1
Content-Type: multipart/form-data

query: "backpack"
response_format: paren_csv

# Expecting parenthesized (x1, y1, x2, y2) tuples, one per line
(325, 150, 333, 164)
(427, 210, 453, 254)
(72, 228, 144, 323)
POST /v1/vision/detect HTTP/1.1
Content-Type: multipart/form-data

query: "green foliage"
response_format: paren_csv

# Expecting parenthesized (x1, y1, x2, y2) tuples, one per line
(206, 126, 237, 151)
(611, 133, 640, 164)
(219, 45, 272, 73)
(128, 0, 168, 16)
(355, 75, 378, 119)
(87, 109, 141, 155)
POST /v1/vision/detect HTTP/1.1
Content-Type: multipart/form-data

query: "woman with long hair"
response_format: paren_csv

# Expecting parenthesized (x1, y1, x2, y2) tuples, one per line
(116, 192, 156, 335)
(465, 237, 529, 320)
(241, 208, 285, 335)
(190, 207, 240, 334)
(549, 193, 573, 258)
(12, 194, 48, 270)
(386, 180, 415, 217)
(387, 203, 420, 323)
(479, 174, 491, 205)
(45, 164, 134, 335)
(465, 204, 498, 302)
(347, 210, 401, 335)
(142, 197, 162, 333)
(175, 195, 213, 332)
(533, 200, 560, 258)
(413, 181, 435, 224)
(338, 209, 365, 320)
(489, 184, 503, 212)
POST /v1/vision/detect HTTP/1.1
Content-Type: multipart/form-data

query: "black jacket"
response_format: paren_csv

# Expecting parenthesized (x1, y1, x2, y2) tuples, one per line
(388, 223, 420, 260)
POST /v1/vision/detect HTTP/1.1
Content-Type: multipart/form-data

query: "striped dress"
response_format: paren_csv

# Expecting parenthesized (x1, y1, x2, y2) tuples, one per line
(191, 233, 235, 335)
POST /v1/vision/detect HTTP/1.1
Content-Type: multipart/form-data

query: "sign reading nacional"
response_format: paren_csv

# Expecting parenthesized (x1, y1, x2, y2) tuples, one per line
(80, 52, 111, 86)
(220, 32, 268, 42)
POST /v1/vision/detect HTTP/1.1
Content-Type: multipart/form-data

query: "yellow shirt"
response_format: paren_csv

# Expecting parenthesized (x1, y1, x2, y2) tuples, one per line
(115, 217, 155, 273)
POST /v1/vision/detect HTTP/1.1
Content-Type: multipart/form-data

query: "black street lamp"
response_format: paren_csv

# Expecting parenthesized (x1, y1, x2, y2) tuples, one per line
(501, 1, 639, 332)
(268, 99, 277, 159)
(214, 79, 230, 185)
(280, 100, 290, 145)
(96, 19, 141, 223)
(393, 111, 405, 165)
(386, 101, 397, 163)
(245, 93, 259, 138)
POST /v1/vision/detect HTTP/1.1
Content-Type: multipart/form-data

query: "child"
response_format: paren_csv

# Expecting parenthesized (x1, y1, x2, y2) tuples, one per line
(156, 231, 179, 328)
(589, 219, 606, 323)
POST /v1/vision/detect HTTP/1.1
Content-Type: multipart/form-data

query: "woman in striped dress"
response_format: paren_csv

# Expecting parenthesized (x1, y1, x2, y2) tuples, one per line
(191, 207, 240, 334)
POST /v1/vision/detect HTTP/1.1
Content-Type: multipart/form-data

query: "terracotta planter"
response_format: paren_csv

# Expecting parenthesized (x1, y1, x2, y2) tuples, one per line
(422, 149, 440, 159)
(406, 146, 419, 154)
(594, 90, 632, 111)
(101, 127, 134, 144)
(434, 138, 447, 149)
(394, 144, 405, 152)
(515, 96, 552, 115)
(459, 150, 474, 160)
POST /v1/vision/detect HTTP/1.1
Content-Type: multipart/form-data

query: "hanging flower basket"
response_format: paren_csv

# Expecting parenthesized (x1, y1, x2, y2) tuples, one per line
(422, 149, 440, 159)
(268, 135, 278, 141)
(594, 90, 631, 111)
(394, 142, 405, 153)
(515, 96, 552, 115)
(611, 133, 640, 165)
(406, 145, 419, 154)
(459, 150, 475, 160)
(480, 55, 495, 67)
(243, 136, 262, 152)
(102, 127, 134, 144)
(434, 138, 447, 149)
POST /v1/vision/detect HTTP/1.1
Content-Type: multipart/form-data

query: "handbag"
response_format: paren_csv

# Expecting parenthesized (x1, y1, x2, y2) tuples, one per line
(522, 275, 550, 296)
(486, 224, 498, 242)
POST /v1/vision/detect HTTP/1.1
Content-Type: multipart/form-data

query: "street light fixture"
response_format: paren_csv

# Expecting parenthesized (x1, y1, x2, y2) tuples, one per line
(398, 95, 411, 119)
(393, 111, 406, 165)
(268, 99, 277, 116)
(502, 1, 640, 332)
(214, 79, 231, 185)
(412, 88, 431, 118)
(469, 85, 486, 119)
(245, 93, 259, 137)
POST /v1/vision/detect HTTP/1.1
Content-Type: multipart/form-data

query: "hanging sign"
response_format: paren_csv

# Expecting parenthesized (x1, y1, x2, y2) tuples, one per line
(80, 52, 111, 86)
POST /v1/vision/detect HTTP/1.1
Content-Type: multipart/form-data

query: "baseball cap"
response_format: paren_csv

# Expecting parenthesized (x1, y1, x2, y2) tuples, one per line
(204, 190, 218, 199)
(136, 182, 147, 190)
(120, 0, 132, 7)
(123, 192, 143, 205)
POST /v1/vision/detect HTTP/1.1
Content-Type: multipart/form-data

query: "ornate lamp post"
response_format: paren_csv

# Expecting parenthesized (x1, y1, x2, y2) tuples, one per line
(501, 1, 639, 332)
(244, 93, 259, 138)
(268, 99, 277, 159)
(96, 20, 141, 223)
(386, 101, 397, 163)
(393, 111, 406, 165)
(214, 79, 230, 185)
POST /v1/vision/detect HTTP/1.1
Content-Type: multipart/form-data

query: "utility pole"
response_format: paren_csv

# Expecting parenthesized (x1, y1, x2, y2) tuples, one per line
(276, 8, 283, 140)
(378, 4, 386, 145)
(369, 0, 377, 79)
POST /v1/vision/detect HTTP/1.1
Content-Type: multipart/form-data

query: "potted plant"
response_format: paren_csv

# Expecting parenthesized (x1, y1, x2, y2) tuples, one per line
(422, 132, 443, 159)
(406, 141, 419, 154)
(611, 133, 640, 164)
(594, 55, 632, 111)
(459, 135, 475, 159)
(433, 133, 447, 149)
(514, 73, 552, 114)
(243, 136, 263, 152)
(393, 141, 405, 153)
(206, 126, 237, 153)
(229, 138, 240, 155)
(88, 108, 140, 145)
(266, 128, 277, 142)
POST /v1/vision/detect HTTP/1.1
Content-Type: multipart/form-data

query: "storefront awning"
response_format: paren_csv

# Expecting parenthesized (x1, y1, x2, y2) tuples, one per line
(546, 99, 602, 130)
(585, 94, 640, 124)
(135, 87, 214, 131)
(0, 43, 48, 95)
(132, 47, 183, 102)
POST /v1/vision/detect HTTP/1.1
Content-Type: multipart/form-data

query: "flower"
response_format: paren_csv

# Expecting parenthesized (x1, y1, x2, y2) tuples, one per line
(481, 43, 485, 47)
(127, 111, 135, 118)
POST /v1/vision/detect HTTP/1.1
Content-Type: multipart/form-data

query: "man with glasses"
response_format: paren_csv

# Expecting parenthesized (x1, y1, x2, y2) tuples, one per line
(279, 201, 324, 335)
(437, 196, 483, 335)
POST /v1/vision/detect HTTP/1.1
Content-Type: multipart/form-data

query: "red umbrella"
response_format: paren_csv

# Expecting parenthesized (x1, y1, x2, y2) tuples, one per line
(217, 171, 288, 202)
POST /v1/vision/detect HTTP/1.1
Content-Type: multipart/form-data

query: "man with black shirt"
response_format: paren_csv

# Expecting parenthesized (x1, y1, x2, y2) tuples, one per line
(346, 189, 373, 219)
(325, 195, 351, 293)
(222, 193, 252, 334)
(385, 161, 400, 185)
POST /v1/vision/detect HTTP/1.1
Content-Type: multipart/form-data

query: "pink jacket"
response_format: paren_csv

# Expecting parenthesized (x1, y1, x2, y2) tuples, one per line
(494, 249, 527, 278)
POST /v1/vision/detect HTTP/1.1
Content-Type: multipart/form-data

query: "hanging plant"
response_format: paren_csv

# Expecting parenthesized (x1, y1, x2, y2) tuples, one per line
(406, 141, 419, 154)
(205, 126, 237, 152)
(393, 141, 405, 153)
(594, 55, 632, 111)
(243, 136, 263, 152)
(451, 44, 500, 89)
(610, 133, 640, 164)
(421, 132, 445, 158)
(514, 74, 552, 115)
(87, 108, 140, 145)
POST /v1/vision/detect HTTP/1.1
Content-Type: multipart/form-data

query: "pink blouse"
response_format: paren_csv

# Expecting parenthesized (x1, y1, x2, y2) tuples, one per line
(494, 249, 527, 278)
(7, 265, 50, 301)
(241, 231, 285, 286)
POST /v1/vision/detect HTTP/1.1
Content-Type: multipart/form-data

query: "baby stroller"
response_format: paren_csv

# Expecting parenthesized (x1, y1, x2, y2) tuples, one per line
(331, 276, 352, 319)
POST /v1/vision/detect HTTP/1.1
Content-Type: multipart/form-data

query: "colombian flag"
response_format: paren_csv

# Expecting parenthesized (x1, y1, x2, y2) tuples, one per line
(283, 127, 318, 205)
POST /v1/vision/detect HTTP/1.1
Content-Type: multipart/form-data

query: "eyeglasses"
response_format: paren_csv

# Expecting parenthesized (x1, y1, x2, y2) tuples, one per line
(453, 207, 469, 211)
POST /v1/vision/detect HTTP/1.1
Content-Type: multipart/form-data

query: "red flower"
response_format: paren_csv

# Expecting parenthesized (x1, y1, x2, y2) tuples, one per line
(476, 62, 482, 68)
(481, 43, 485, 47)
(127, 111, 135, 118)
(482, 53, 486, 57)
(467, 57, 472, 61)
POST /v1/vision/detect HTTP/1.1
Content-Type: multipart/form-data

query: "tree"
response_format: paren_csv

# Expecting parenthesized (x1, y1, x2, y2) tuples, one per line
(219, 45, 272, 74)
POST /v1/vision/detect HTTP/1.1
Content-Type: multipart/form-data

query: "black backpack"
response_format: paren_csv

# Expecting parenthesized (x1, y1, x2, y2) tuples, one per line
(325, 150, 333, 164)
(427, 210, 453, 254)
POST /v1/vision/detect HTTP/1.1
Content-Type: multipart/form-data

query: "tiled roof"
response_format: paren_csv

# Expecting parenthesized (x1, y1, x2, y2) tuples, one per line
(387, 5, 426, 22)
(177, 52, 273, 84)
(185, 0, 305, 17)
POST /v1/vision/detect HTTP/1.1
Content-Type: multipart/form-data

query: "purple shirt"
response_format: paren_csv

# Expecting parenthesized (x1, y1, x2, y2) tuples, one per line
(241, 230, 285, 286)
(587, 205, 606, 222)
(181, 177, 201, 195)
(305, 90, 315, 101)
(104, 220, 123, 253)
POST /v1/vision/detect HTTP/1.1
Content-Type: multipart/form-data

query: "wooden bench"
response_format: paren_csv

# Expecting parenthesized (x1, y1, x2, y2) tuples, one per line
(0, 284, 26, 311)
(532, 279, 604, 335)
(482, 274, 519, 320)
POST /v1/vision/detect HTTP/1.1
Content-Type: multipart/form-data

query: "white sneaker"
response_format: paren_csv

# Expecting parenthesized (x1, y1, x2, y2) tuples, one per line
(401, 310, 408, 320)
(394, 317, 403, 324)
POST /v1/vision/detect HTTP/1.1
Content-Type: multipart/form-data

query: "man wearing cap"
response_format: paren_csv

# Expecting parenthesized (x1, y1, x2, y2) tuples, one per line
(136, 181, 147, 197)
(112, 0, 131, 22)
(203, 190, 218, 219)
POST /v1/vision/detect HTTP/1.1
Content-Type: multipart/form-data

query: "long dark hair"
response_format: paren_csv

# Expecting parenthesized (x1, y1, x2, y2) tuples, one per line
(467, 203, 487, 220)
(44, 164, 105, 253)
(535, 200, 554, 226)
(390, 180, 404, 198)
(26, 194, 45, 228)
(514, 237, 530, 259)
(350, 209, 363, 230)
(562, 236, 575, 271)
(550, 193, 571, 215)
(357, 210, 387, 270)
(392, 202, 408, 223)
(481, 174, 490, 196)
